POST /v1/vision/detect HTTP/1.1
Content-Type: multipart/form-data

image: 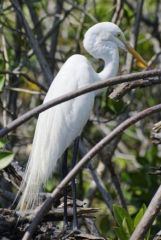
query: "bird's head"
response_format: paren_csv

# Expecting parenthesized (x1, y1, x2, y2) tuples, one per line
(83, 22, 147, 68)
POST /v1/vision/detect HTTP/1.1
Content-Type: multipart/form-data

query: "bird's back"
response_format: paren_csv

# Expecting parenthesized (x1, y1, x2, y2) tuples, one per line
(17, 54, 98, 210)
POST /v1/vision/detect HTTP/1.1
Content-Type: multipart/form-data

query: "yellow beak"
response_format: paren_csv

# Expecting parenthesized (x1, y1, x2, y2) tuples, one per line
(125, 42, 147, 68)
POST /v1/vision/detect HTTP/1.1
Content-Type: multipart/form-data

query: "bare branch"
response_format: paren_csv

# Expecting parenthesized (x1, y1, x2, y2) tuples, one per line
(0, 69, 161, 137)
(109, 76, 161, 100)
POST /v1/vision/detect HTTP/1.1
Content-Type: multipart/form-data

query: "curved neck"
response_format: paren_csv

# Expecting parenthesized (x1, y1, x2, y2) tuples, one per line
(98, 48, 119, 81)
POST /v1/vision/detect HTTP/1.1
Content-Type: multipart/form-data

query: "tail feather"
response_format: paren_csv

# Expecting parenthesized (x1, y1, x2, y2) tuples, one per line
(16, 107, 70, 211)
(16, 98, 83, 211)
(16, 158, 42, 210)
(16, 112, 59, 211)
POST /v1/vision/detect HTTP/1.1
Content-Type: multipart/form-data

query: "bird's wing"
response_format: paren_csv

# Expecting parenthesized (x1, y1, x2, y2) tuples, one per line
(17, 54, 97, 210)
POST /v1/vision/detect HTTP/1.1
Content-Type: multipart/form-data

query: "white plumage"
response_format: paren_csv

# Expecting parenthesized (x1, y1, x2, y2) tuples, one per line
(17, 55, 97, 209)
(17, 22, 146, 210)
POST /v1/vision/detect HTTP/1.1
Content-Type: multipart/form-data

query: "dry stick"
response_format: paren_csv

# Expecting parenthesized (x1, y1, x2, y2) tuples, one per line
(88, 162, 113, 213)
(38, 7, 73, 47)
(49, 0, 64, 73)
(130, 185, 161, 240)
(75, 1, 87, 52)
(114, 1, 145, 121)
(22, 103, 161, 240)
(11, 0, 53, 84)
(126, 0, 144, 72)
(68, 2, 98, 24)
(24, 0, 48, 58)
(125, 0, 160, 42)
(9, 11, 21, 121)
(1, 35, 9, 127)
(0, 70, 47, 92)
(112, 0, 124, 25)
(148, 51, 161, 68)
(90, 123, 127, 209)
(0, 69, 161, 138)
(6, 87, 44, 96)
(24, 7, 74, 60)
(106, 144, 127, 209)
(109, 77, 161, 100)
(97, 119, 127, 209)
(80, 136, 116, 211)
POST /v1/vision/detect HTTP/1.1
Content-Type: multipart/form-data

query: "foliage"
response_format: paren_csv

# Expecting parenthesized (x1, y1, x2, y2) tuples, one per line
(113, 204, 150, 240)
(0, 151, 15, 170)
(0, 0, 161, 239)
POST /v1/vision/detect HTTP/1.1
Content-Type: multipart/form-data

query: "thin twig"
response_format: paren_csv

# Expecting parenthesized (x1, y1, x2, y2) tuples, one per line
(37, 7, 73, 48)
(91, 120, 127, 209)
(0, 70, 47, 92)
(112, 0, 124, 25)
(88, 162, 113, 213)
(11, 0, 53, 84)
(106, 138, 127, 209)
(49, 0, 64, 73)
(24, 0, 48, 58)
(79, 138, 114, 209)
(22, 103, 161, 240)
(6, 87, 44, 96)
(1, 34, 9, 126)
(126, 0, 144, 72)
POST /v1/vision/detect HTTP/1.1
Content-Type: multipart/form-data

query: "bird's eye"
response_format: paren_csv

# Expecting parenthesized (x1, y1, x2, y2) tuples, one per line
(117, 32, 121, 38)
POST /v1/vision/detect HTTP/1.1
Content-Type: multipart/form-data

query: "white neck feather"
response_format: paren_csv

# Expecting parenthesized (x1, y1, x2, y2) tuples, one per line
(98, 47, 119, 81)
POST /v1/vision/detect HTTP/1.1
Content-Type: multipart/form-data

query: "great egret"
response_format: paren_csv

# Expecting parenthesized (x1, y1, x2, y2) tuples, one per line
(17, 22, 146, 212)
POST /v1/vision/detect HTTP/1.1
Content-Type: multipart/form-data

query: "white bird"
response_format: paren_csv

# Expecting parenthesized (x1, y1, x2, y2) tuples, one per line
(17, 22, 146, 210)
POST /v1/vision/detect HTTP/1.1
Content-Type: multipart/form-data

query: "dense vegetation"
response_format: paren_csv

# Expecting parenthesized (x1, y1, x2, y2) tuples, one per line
(0, 0, 161, 239)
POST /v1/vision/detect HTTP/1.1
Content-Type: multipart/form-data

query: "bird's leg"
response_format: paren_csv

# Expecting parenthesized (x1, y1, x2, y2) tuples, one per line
(62, 149, 68, 228)
(71, 137, 79, 230)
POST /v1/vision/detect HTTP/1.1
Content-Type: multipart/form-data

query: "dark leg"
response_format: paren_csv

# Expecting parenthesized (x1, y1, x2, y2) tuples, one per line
(71, 137, 79, 230)
(62, 149, 68, 228)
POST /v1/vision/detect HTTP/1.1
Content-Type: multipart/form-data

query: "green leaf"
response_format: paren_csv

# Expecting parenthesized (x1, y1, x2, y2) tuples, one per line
(133, 205, 151, 240)
(113, 204, 134, 236)
(0, 76, 5, 91)
(113, 205, 133, 226)
(0, 138, 8, 148)
(0, 151, 15, 170)
(122, 218, 131, 237)
(146, 145, 158, 163)
(134, 204, 146, 227)
(107, 98, 124, 114)
(146, 229, 151, 240)
(113, 204, 125, 226)
(114, 227, 129, 240)
(134, 208, 144, 227)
